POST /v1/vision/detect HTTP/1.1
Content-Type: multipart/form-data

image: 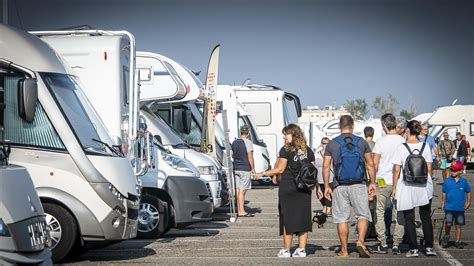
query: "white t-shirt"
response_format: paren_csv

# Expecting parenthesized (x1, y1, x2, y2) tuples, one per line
(372, 134, 406, 185)
(315, 149, 333, 184)
(392, 142, 433, 211)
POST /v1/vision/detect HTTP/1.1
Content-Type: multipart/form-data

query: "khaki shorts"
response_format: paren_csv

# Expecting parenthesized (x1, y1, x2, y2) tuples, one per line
(235, 171, 252, 190)
(332, 183, 372, 224)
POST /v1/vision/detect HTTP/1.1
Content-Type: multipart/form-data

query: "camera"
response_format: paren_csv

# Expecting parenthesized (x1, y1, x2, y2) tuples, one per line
(312, 210, 327, 228)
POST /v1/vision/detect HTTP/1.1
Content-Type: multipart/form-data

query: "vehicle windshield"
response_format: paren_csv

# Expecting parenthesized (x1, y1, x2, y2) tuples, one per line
(180, 63, 204, 89)
(283, 94, 300, 126)
(142, 108, 188, 147)
(41, 73, 118, 156)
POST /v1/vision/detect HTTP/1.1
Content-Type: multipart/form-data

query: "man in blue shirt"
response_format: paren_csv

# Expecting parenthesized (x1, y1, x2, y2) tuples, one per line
(441, 160, 471, 249)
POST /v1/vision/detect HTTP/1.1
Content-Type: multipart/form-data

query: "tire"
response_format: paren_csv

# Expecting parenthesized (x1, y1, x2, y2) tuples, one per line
(43, 203, 78, 263)
(162, 205, 175, 235)
(137, 194, 169, 239)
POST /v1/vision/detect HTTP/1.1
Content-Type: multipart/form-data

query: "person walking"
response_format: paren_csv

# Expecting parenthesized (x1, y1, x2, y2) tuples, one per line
(392, 120, 437, 257)
(364, 126, 376, 151)
(438, 132, 455, 181)
(396, 116, 408, 137)
(231, 125, 255, 217)
(420, 123, 440, 180)
(372, 113, 405, 255)
(315, 137, 333, 216)
(323, 115, 376, 258)
(440, 160, 471, 249)
(454, 132, 468, 165)
(254, 124, 316, 258)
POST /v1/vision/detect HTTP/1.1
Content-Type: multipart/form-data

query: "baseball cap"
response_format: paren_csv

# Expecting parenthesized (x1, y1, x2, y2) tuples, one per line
(450, 160, 463, 172)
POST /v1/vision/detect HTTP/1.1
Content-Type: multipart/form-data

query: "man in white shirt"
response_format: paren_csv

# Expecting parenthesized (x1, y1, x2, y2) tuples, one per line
(372, 113, 406, 255)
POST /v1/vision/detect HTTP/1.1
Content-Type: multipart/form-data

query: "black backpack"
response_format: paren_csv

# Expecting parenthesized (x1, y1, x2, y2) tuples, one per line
(402, 142, 428, 184)
(289, 152, 318, 190)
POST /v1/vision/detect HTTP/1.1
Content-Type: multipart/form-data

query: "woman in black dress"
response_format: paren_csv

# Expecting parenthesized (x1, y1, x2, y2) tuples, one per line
(255, 124, 317, 258)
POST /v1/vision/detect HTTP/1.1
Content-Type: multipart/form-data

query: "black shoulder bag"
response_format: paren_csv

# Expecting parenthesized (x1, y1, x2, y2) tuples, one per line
(288, 152, 318, 191)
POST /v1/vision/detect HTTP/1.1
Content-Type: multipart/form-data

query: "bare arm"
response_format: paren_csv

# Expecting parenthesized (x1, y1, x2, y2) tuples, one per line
(392, 164, 401, 197)
(441, 192, 446, 210)
(466, 192, 472, 210)
(364, 152, 376, 184)
(256, 157, 287, 177)
(247, 151, 255, 173)
(373, 153, 381, 176)
(323, 155, 333, 200)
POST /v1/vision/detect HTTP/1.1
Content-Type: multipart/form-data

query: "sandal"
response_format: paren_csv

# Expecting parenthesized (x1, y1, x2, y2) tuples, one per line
(336, 252, 349, 258)
(237, 213, 255, 217)
(356, 245, 370, 258)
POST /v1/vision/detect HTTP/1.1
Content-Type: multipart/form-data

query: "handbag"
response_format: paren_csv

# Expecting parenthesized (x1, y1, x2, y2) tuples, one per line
(288, 152, 318, 191)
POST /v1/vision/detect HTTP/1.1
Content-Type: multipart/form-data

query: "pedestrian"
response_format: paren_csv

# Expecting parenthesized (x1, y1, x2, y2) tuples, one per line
(396, 116, 407, 138)
(323, 115, 376, 258)
(254, 124, 317, 258)
(364, 126, 376, 151)
(454, 132, 468, 166)
(392, 120, 437, 257)
(420, 123, 440, 180)
(438, 132, 455, 181)
(440, 160, 471, 249)
(372, 113, 405, 255)
(315, 137, 333, 216)
(231, 125, 255, 217)
(462, 135, 470, 174)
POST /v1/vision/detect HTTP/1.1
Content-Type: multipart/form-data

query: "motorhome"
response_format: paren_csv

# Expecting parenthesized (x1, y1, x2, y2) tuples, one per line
(229, 85, 302, 166)
(37, 31, 213, 238)
(216, 85, 271, 183)
(1, 25, 139, 262)
(0, 53, 52, 264)
(427, 105, 474, 163)
(137, 52, 226, 207)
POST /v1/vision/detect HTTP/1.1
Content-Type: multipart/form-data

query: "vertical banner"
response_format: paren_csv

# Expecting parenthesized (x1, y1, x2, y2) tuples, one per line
(200, 45, 220, 157)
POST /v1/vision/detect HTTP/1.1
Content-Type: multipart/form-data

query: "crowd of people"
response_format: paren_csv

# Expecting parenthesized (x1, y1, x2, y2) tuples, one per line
(234, 114, 471, 258)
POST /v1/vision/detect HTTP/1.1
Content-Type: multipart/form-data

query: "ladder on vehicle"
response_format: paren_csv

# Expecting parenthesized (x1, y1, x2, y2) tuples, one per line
(221, 110, 237, 222)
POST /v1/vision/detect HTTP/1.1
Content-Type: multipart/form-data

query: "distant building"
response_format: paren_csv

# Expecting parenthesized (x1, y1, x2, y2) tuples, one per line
(298, 105, 350, 123)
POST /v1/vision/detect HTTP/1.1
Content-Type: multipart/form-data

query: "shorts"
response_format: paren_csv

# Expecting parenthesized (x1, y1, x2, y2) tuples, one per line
(432, 158, 438, 170)
(332, 183, 372, 223)
(440, 159, 452, 170)
(445, 210, 465, 226)
(456, 156, 466, 165)
(235, 170, 251, 190)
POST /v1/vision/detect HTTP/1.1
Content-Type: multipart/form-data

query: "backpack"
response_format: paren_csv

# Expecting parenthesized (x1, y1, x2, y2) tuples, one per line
(334, 135, 366, 184)
(289, 151, 318, 190)
(402, 142, 428, 184)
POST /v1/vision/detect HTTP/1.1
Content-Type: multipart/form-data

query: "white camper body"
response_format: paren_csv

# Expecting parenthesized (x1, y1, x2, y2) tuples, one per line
(38, 32, 213, 238)
(1, 25, 139, 263)
(216, 85, 271, 176)
(229, 85, 302, 166)
(137, 52, 225, 208)
(427, 105, 474, 163)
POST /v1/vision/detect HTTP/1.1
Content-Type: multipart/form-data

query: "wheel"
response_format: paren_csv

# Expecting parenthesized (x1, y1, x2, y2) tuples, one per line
(162, 205, 175, 235)
(137, 194, 169, 239)
(43, 203, 78, 263)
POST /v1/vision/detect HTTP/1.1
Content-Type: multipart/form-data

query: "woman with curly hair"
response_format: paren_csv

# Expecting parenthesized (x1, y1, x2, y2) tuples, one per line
(255, 124, 318, 258)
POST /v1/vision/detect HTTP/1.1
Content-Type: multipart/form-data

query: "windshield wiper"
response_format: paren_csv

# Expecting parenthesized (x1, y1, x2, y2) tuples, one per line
(91, 138, 122, 156)
(172, 143, 191, 149)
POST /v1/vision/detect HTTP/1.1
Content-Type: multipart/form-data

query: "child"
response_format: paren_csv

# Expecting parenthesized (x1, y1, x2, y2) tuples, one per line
(441, 160, 471, 249)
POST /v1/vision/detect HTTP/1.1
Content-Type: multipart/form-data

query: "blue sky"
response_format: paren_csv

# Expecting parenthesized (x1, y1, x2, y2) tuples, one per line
(3, 0, 473, 116)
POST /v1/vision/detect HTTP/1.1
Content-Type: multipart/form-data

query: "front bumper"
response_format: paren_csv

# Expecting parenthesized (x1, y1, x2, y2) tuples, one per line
(164, 176, 213, 226)
(95, 196, 139, 241)
(0, 248, 52, 264)
(200, 174, 222, 208)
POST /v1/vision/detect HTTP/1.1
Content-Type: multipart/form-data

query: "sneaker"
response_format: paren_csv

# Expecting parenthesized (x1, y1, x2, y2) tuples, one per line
(392, 246, 400, 255)
(432, 176, 438, 181)
(406, 249, 419, 258)
(425, 247, 437, 256)
(454, 241, 464, 249)
(374, 244, 389, 254)
(441, 235, 450, 248)
(292, 248, 307, 257)
(278, 249, 291, 258)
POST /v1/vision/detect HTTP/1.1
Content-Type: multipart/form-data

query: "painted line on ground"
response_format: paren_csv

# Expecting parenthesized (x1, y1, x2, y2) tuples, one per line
(434, 240, 463, 266)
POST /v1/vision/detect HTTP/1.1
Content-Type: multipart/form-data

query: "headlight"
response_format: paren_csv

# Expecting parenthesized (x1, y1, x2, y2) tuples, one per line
(108, 183, 125, 201)
(0, 218, 10, 236)
(161, 152, 194, 173)
(197, 165, 217, 175)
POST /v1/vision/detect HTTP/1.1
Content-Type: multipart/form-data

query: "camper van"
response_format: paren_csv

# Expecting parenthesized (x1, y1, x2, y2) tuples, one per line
(0, 51, 52, 264)
(230, 85, 302, 166)
(1, 25, 139, 262)
(37, 31, 213, 238)
(427, 105, 474, 163)
(137, 52, 225, 207)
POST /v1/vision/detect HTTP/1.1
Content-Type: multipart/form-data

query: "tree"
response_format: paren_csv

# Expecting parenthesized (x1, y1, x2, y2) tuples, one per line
(372, 93, 399, 116)
(399, 109, 416, 120)
(344, 98, 368, 120)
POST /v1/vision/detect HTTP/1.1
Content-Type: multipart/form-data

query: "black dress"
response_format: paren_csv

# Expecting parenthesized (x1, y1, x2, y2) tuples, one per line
(278, 146, 314, 235)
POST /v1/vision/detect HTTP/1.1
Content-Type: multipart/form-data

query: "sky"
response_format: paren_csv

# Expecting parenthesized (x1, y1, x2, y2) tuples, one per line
(2, 0, 473, 117)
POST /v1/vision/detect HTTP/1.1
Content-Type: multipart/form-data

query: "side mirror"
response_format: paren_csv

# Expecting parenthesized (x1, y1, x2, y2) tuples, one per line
(139, 115, 147, 131)
(182, 109, 192, 134)
(154, 135, 163, 144)
(17, 78, 38, 123)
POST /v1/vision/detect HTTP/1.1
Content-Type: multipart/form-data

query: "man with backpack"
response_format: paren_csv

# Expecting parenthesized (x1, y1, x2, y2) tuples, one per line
(323, 115, 376, 258)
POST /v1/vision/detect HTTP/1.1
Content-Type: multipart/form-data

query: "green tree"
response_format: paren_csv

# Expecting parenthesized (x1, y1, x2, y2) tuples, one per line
(372, 93, 399, 116)
(344, 98, 368, 120)
(399, 109, 416, 120)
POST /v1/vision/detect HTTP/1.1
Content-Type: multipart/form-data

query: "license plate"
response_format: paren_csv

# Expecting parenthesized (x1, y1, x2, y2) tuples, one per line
(28, 220, 49, 250)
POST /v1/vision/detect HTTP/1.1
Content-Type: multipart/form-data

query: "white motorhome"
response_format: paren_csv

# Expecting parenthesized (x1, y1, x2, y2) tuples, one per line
(0, 60, 52, 264)
(427, 105, 474, 163)
(1, 25, 139, 262)
(216, 85, 271, 182)
(37, 31, 213, 238)
(229, 85, 302, 166)
(137, 52, 226, 208)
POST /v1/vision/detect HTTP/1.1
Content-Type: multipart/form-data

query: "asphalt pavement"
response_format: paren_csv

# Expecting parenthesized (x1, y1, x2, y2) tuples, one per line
(69, 170, 474, 265)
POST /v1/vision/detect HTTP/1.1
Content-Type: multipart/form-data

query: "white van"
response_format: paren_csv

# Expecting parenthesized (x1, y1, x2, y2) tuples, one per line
(1, 24, 139, 262)
(37, 30, 214, 238)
